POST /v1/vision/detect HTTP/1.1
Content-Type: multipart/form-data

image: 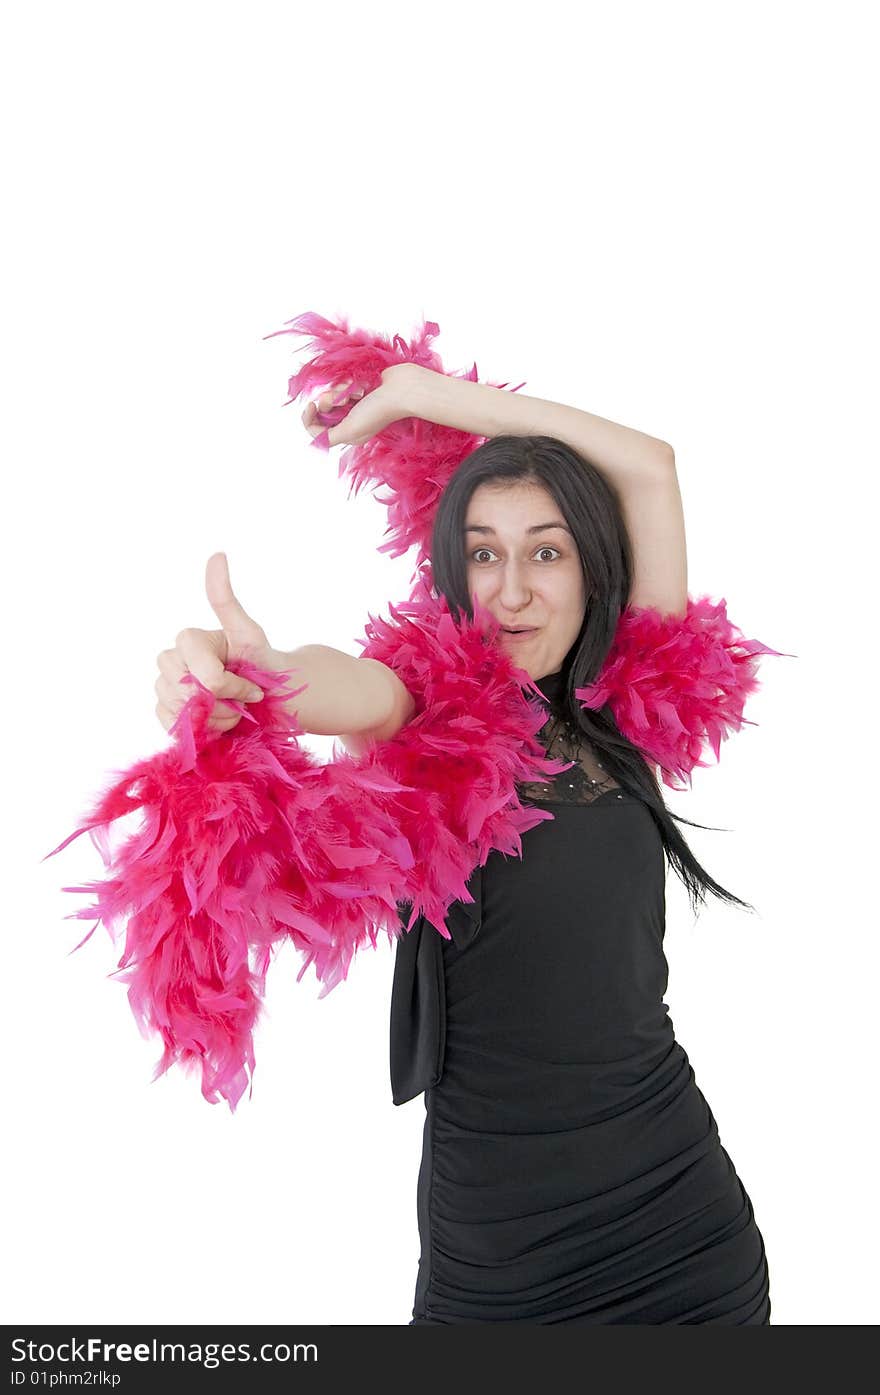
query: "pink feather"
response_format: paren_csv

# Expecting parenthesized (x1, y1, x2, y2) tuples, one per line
(42, 580, 569, 1110)
(45, 310, 792, 1109)
(576, 594, 793, 791)
(263, 309, 526, 569)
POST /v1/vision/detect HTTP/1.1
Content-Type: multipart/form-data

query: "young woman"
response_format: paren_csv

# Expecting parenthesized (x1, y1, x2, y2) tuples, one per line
(155, 362, 773, 1324)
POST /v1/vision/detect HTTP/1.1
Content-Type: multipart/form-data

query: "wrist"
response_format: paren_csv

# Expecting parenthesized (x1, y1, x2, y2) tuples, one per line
(400, 367, 522, 439)
(379, 362, 442, 422)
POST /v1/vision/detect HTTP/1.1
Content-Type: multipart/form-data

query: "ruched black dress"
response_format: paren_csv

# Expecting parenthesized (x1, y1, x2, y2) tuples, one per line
(390, 667, 771, 1325)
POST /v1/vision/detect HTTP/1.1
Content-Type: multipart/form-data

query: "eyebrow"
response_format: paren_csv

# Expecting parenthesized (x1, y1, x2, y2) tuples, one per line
(463, 522, 572, 536)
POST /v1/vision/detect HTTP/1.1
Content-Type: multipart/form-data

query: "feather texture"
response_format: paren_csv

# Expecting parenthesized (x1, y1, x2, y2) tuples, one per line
(45, 309, 792, 1109)
(575, 593, 792, 791)
(42, 580, 568, 1110)
(264, 309, 526, 569)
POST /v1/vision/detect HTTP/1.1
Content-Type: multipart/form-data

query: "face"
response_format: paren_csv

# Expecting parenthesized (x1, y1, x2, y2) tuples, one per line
(464, 480, 588, 681)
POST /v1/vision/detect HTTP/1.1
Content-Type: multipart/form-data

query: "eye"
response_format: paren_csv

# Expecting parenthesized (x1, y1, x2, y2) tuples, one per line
(470, 546, 562, 564)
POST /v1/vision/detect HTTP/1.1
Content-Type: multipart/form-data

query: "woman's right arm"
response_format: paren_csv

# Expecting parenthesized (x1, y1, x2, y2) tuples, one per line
(156, 637, 415, 744)
(153, 553, 416, 743)
(286, 645, 417, 750)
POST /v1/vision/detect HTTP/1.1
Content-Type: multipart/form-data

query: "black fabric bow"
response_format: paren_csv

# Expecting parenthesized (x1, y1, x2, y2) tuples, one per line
(389, 863, 483, 1105)
(388, 669, 563, 1104)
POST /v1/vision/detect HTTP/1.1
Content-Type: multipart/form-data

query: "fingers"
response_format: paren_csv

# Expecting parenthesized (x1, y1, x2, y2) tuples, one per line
(176, 632, 263, 703)
(152, 555, 268, 740)
(154, 670, 246, 732)
(155, 634, 262, 735)
(315, 378, 364, 409)
(204, 552, 266, 647)
(155, 670, 245, 719)
(301, 399, 324, 439)
(172, 628, 228, 691)
(301, 380, 365, 440)
(155, 698, 242, 734)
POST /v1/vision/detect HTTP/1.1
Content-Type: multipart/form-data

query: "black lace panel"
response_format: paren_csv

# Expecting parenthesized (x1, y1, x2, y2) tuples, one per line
(518, 709, 627, 806)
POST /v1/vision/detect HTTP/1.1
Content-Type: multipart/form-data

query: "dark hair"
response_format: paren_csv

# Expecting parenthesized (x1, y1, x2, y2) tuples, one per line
(429, 434, 755, 919)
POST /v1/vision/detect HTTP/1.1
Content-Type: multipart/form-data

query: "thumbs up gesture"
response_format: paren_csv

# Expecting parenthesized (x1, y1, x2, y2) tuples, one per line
(154, 553, 294, 734)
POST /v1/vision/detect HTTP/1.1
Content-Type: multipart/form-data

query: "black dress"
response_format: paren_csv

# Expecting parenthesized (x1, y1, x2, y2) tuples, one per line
(390, 667, 771, 1325)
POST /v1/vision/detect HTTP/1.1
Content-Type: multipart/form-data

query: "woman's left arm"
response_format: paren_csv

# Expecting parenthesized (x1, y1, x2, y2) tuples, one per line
(401, 368, 688, 620)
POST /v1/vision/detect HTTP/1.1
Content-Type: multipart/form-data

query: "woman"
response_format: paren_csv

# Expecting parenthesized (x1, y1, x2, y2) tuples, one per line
(154, 359, 774, 1324)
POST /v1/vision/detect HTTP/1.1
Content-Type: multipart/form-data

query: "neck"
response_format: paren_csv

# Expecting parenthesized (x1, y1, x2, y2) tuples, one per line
(535, 666, 565, 707)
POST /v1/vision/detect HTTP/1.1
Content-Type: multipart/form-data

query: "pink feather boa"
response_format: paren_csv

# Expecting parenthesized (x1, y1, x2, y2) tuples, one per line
(263, 309, 526, 570)
(44, 310, 790, 1109)
(43, 579, 569, 1110)
(576, 593, 787, 792)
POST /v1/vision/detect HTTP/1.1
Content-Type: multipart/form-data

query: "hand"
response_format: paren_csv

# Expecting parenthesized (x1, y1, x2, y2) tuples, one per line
(154, 552, 294, 734)
(301, 362, 424, 447)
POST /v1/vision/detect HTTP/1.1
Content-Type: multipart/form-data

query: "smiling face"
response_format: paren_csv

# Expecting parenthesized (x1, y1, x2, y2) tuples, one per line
(464, 479, 588, 681)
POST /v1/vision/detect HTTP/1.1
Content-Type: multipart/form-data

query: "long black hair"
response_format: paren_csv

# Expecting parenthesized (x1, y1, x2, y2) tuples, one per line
(429, 434, 755, 919)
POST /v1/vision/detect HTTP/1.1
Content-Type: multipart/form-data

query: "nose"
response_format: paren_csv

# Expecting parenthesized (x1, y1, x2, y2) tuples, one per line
(496, 560, 532, 611)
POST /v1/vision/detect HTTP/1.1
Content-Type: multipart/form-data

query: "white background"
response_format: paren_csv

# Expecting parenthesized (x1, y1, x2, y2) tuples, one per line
(3, 0, 876, 1328)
